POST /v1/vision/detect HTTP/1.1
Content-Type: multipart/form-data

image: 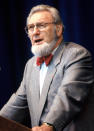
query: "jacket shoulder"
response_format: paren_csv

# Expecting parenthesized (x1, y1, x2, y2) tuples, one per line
(63, 42, 92, 57)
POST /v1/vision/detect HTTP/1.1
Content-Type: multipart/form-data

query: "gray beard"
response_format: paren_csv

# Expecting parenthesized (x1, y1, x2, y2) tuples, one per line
(31, 39, 57, 57)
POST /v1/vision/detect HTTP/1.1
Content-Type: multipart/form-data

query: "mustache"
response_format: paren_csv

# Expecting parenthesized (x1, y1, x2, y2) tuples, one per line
(33, 35, 39, 39)
(31, 39, 57, 57)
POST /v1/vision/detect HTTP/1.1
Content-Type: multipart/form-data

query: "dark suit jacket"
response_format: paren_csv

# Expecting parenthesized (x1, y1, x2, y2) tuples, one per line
(0, 42, 94, 131)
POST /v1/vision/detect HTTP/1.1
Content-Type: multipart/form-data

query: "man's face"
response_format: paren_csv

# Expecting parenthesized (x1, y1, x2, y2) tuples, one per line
(28, 11, 57, 46)
(27, 11, 59, 56)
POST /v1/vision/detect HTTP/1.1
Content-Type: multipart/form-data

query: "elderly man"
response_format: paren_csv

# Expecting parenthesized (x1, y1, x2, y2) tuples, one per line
(0, 4, 94, 131)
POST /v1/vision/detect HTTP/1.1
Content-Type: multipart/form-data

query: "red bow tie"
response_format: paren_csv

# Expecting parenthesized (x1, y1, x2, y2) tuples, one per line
(36, 54, 53, 66)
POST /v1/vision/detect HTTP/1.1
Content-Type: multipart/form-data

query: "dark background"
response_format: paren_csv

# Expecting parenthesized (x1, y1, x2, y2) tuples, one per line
(0, 0, 94, 108)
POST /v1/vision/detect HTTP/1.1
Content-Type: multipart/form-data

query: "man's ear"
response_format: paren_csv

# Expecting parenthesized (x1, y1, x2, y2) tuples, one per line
(56, 24, 63, 37)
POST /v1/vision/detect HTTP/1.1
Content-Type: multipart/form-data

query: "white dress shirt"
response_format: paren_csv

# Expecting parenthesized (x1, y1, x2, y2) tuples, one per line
(39, 47, 58, 96)
(40, 62, 48, 96)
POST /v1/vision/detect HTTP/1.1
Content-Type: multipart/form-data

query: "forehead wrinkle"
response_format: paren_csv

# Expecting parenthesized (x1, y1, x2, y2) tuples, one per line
(28, 11, 54, 25)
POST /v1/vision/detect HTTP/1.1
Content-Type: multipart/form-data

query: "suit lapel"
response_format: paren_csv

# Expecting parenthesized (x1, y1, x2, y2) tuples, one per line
(31, 64, 40, 103)
(37, 63, 56, 122)
(29, 62, 40, 125)
(37, 41, 65, 123)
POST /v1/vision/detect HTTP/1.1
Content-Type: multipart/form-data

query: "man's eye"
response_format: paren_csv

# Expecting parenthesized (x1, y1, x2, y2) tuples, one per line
(38, 24, 45, 28)
(39, 23, 47, 28)
(29, 25, 34, 29)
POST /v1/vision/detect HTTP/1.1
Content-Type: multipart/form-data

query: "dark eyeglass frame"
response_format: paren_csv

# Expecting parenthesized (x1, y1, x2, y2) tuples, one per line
(25, 22, 56, 34)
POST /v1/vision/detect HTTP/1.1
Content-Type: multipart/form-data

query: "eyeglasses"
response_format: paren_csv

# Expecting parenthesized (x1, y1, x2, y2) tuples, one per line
(25, 22, 56, 34)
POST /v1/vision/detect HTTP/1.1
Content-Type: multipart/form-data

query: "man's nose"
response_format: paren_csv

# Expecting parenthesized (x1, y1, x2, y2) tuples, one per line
(33, 26, 40, 35)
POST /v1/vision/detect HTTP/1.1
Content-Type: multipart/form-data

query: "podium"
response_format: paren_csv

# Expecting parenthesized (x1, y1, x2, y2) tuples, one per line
(0, 116, 31, 131)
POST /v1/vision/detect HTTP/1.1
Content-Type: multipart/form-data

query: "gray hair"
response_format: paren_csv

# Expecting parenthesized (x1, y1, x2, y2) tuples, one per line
(26, 4, 63, 26)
